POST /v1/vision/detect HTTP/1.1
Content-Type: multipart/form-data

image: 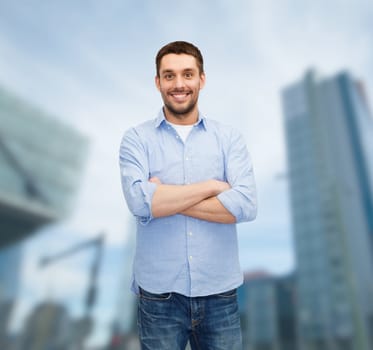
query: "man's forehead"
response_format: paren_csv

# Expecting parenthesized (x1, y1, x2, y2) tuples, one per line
(159, 53, 198, 71)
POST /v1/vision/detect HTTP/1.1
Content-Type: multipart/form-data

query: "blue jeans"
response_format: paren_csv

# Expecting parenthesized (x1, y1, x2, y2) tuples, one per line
(137, 288, 242, 350)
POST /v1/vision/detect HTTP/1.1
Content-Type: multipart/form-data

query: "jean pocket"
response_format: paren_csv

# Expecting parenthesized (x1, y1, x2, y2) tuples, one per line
(216, 288, 237, 298)
(139, 288, 172, 301)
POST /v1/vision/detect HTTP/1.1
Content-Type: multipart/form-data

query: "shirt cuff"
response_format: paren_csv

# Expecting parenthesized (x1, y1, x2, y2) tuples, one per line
(217, 189, 242, 223)
(138, 181, 157, 225)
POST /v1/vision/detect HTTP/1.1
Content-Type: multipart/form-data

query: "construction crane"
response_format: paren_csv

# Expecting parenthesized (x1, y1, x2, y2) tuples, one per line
(39, 233, 105, 316)
(37, 233, 105, 350)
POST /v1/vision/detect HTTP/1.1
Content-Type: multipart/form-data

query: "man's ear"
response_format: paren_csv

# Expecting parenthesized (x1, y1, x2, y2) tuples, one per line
(155, 75, 161, 91)
(200, 73, 206, 90)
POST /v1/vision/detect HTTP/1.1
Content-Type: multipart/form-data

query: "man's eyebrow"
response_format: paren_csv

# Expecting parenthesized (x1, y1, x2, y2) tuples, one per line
(183, 68, 197, 72)
(161, 68, 197, 74)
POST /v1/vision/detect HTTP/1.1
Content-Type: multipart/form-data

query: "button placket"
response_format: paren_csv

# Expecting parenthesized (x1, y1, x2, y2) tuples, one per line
(184, 145, 192, 185)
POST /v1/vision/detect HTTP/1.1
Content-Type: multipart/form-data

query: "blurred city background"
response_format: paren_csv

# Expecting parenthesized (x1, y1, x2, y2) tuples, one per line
(0, 1, 372, 349)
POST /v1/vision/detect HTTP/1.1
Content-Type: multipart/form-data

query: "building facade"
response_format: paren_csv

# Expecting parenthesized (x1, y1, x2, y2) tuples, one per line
(238, 272, 297, 350)
(282, 70, 373, 350)
(0, 85, 89, 248)
(0, 84, 89, 347)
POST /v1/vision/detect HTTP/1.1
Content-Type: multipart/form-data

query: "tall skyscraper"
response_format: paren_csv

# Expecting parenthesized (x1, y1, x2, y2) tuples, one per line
(282, 70, 373, 350)
(238, 271, 297, 350)
(0, 84, 89, 346)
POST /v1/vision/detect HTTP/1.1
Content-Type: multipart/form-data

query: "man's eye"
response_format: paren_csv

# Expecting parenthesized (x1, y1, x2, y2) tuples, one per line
(165, 74, 174, 80)
(185, 73, 193, 78)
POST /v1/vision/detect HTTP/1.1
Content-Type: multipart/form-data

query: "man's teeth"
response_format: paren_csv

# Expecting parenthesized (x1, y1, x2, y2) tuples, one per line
(172, 93, 188, 97)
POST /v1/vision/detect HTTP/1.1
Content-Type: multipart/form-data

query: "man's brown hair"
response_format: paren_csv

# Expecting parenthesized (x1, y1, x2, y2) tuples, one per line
(155, 41, 204, 77)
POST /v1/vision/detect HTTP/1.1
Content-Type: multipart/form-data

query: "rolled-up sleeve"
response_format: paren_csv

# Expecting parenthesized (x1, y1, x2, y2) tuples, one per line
(119, 128, 156, 225)
(217, 129, 257, 223)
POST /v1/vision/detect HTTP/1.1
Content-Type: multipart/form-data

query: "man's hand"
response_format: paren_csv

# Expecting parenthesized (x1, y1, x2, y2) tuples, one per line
(209, 179, 231, 195)
(149, 176, 162, 185)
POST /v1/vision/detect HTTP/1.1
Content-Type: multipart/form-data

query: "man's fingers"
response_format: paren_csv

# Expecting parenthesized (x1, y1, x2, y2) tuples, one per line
(149, 176, 162, 184)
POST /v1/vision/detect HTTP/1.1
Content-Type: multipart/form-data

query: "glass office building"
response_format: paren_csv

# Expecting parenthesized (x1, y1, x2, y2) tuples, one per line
(238, 272, 297, 350)
(0, 85, 89, 346)
(282, 70, 373, 350)
(0, 85, 89, 248)
(0, 244, 22, 300)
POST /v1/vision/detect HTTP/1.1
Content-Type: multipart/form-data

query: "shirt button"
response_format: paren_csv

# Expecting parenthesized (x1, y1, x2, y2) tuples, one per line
(189, 255, 193, 260)
(188, 232, 193, 236)
(185, 157, 189, 160)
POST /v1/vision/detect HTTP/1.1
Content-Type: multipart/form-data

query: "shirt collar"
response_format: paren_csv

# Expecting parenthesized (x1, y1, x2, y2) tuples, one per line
(154, 108, 207, 130)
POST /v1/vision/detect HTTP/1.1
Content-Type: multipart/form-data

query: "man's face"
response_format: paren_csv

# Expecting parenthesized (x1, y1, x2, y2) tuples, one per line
(155, 53, 205, 122)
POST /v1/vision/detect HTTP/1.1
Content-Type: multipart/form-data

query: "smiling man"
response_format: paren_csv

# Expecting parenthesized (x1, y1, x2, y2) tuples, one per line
(156, 52, 203, 121)
(119, 41, 257, 350)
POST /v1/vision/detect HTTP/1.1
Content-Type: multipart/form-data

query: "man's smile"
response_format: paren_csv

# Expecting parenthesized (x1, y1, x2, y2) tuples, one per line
(169, 91, 191, 102)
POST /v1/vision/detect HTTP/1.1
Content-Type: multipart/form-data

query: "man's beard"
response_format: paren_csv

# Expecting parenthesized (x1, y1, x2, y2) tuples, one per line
(164, 100, 197, 118)
(163, 89, 200, 120)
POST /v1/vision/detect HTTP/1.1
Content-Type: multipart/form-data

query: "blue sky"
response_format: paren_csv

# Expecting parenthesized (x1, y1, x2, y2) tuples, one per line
(1, 0, 372, 346)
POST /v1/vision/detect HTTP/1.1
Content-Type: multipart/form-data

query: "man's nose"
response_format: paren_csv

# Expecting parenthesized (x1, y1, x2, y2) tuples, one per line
(174, 75, 185, 88)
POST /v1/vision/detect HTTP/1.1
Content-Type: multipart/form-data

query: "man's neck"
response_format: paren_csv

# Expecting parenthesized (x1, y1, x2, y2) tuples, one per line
(163, 107, 199, 125)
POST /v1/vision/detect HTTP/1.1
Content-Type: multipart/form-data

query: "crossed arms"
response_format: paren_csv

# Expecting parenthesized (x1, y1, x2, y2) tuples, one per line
(119, 127, 257, 225)
(149, 176, 236, 223)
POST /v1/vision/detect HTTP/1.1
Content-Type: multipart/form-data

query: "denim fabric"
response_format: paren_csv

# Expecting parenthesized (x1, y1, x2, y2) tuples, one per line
(138, 288, 242, 350)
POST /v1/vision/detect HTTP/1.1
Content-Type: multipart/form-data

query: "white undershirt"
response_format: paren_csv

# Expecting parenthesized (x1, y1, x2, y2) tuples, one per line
(168, 122, 195, 143)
